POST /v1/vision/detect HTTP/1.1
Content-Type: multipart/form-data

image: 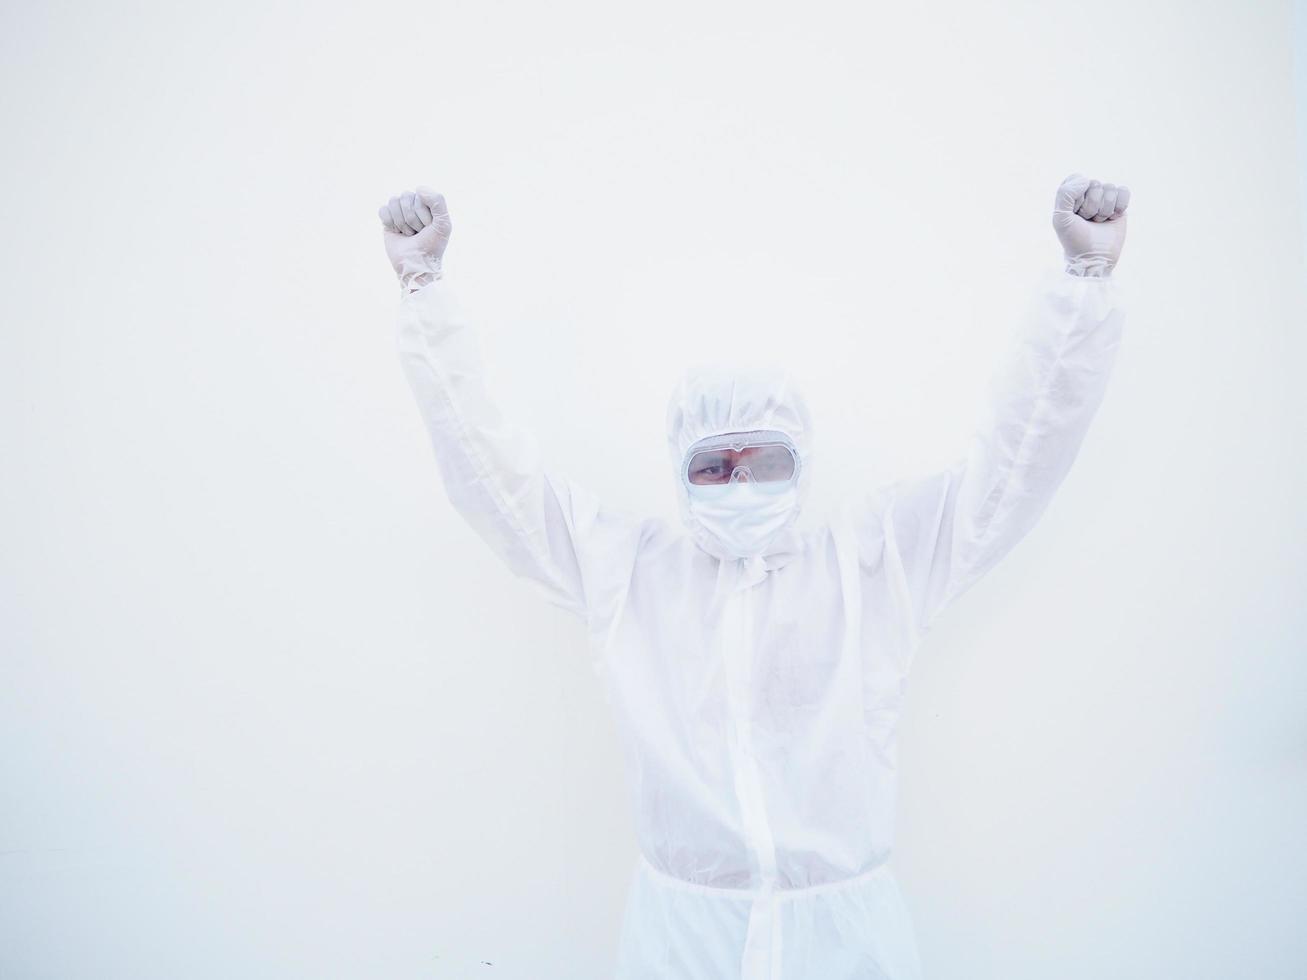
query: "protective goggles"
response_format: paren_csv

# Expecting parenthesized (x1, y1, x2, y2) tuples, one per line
(682, 430, 800, 487)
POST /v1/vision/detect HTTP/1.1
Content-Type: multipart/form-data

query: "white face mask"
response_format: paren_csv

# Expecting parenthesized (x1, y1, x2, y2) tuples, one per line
(686, 481, 801, 558)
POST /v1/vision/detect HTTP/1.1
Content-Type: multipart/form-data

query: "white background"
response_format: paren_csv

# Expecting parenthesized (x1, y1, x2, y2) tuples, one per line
(2, 2, 1305, 978)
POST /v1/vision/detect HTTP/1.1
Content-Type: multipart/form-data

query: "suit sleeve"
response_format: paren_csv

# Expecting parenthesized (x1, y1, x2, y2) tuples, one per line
(395, 278, 644, 626)
(877, 269, 1125, 638)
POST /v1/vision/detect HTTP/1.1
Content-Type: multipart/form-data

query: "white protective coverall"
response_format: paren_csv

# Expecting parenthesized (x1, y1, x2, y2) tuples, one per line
(387, 172, 1130, 978)
(394, 260, 1124, 977)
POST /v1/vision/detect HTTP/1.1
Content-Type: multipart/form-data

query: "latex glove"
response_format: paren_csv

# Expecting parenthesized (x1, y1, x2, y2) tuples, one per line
(1052, 174, 1130, 277)
(378, 187, 452, 292)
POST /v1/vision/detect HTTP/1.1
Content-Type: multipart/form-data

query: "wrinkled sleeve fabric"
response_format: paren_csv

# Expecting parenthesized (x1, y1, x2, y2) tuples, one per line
(395, 280, 644, 627)
(878, 269, 1125, 639)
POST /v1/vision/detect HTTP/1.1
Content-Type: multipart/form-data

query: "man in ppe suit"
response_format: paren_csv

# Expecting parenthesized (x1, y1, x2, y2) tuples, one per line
(378, 173, 1130, 979)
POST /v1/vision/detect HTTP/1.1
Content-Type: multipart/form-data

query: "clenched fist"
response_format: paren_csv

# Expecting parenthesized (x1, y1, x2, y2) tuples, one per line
(1052, 174, 1130, 277)
(378, 187, 452, 292)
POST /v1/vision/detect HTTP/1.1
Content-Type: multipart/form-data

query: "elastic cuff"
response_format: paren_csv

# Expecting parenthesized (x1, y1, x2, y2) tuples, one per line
(400, 269, 443, 294)
(1063, 255, 1115, 278)
(396, 254, 444, 294)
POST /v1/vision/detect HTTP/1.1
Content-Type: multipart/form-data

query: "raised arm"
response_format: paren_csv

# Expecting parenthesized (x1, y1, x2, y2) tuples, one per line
(878, 174, 1131, 638)
(379, 187, 644, 625)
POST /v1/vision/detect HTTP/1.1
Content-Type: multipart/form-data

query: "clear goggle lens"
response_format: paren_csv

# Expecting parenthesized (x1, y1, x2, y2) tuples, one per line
(686, 443, 797, 486)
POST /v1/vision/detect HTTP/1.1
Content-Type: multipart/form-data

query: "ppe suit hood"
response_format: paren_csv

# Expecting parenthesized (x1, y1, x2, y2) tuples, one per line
(666, 362, 815, 572)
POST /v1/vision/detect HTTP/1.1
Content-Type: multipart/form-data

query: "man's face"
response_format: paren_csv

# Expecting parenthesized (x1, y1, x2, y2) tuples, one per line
(665, 366, 812, 559)
(680, 430, 803, 558)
